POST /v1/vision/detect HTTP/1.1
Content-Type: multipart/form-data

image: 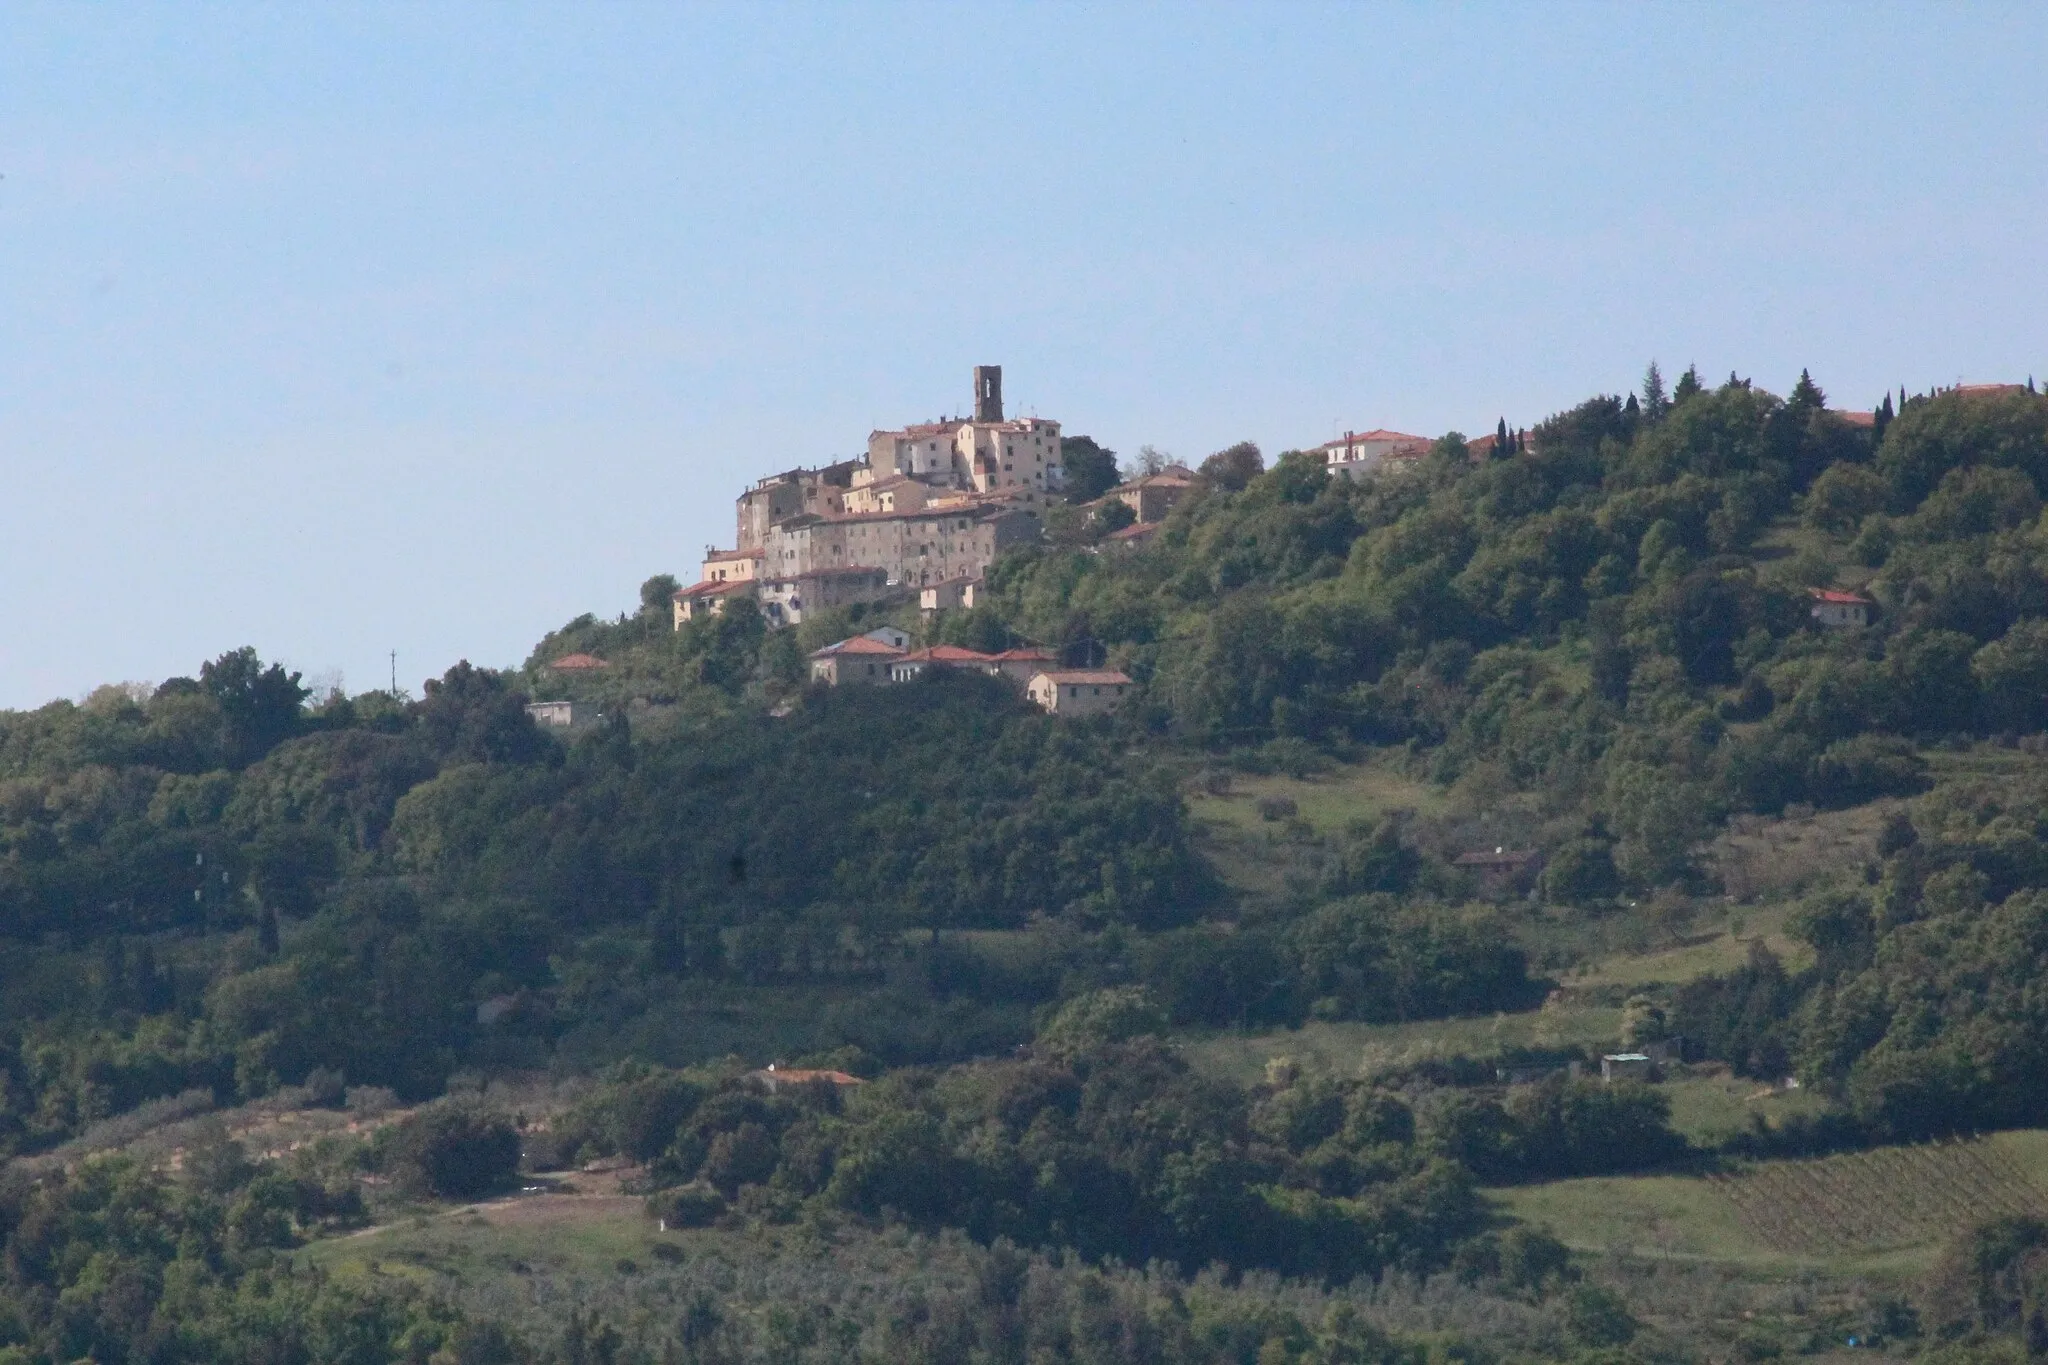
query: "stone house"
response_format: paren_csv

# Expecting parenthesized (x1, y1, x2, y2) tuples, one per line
(984, 647, 1058, 685)
(919, 576, 980, 614)
(673, 578, 758, 626)
(1107, 466, 1197, 524)
(890, 644, 996, 683)
(1027, 669, 1133, 716)
(758, 566, 895, 627)
(808, 635, 905, 686)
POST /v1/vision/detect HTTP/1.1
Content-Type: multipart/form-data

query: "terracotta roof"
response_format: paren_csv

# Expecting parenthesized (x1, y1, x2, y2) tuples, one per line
(1034, 670, 1132, 686)
(1956, 383, 2026, 397)
(1107, 522, 1160, 542)
(810, 636, 906, 659)
(749, 1067, 864, 1087)
(703, 547, 760, 562)
(1321, 429, 1429, 449)
(549, 653, 609, 670)
(674, 579, 755, 599)
(900, 645, 996, 664)
(1809, 588, 1873, 605)
(988, 647, 1057, 662)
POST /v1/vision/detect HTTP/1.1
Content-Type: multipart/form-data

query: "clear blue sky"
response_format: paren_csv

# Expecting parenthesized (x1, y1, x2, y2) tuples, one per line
(3, 3, 2044, 708)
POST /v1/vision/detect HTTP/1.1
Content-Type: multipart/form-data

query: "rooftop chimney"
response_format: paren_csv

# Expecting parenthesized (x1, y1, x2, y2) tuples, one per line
(973, 365, 1003, 423)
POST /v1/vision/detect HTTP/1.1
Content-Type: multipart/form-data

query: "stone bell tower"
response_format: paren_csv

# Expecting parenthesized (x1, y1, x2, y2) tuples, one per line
(973, 365, 1003, 423)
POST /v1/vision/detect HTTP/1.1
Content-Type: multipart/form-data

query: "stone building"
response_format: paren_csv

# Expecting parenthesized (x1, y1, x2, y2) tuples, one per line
(1027, 669, 1133, 716)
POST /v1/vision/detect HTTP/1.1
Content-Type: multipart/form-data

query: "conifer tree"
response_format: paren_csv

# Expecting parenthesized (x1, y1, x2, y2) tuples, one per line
(1674, 365, 1703, 405)
(1641, 361, 1670, 423)
(1496, 417, 1510, 457)
(1874, 392, 1893, 444)
(1790, 368, 1826, 410)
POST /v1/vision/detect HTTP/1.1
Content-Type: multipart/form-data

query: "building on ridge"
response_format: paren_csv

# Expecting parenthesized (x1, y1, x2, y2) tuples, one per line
(1318, 429, 1431, 480)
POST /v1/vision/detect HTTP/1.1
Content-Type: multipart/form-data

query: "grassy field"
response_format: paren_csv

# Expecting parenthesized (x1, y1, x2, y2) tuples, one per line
(1659, 1070, 1835, 1144)
(1553, 902, 1814, 990)
(1187, 757, 1450, 839)
(1496, 1130, 2048, 1273)
(1181, 1004, 1624, 1086)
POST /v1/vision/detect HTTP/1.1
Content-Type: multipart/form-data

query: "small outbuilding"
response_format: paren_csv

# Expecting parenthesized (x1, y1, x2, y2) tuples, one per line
(745, 1066, 865, 1096)
(1808, 587, 1873, 629)
(1454, 847, 1544, 898)
(1600, 1053, 1654, 1084)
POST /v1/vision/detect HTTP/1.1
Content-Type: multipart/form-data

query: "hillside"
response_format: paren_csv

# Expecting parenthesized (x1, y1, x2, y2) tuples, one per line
(4, 370, 2048, 1360)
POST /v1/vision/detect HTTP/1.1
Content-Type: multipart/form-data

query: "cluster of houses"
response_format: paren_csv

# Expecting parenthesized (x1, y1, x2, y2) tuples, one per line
(806, 625, 1132, 716)
(674, 366, 1064, 629)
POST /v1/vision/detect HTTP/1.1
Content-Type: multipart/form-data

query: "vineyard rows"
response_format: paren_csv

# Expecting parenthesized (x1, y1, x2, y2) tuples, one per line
(1709, 1139, 2048, 1255)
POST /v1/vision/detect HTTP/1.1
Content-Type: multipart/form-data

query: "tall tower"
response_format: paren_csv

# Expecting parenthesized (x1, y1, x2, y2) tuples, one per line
(973, 365, 1003, 423)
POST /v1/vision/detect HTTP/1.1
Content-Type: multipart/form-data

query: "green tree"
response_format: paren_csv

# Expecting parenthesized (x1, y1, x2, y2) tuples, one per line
(201, 647, 309, 766)
(380, 1103, 521, 1199)
(639, 573, 680, 616)
(1199, 441, 1264, 492)
(1060, 435, 1121, 502)
(1641, 360, 1670, 423)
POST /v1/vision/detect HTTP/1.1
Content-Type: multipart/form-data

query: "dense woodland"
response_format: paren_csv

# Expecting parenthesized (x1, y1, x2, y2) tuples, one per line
(5, 369, 2048, 1360)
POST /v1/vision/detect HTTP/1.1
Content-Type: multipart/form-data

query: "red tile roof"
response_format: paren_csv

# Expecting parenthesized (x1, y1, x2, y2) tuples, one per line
(674, 579, 754, 599)
(1107, 521, 1160, 541)
(703, 547, 761, 562)
(810, 636, 906, 659)
(1809, 588, 1872, 605)
(1034, 670, 1132, 686)
(750, 1067, 864, 1087)
(549, 653, 609, 670)
(1321, 429, 1429, 449)
(900, 645, 996, 664)
(988, 647, 1057, 661)
(1836, 410, 1877, 427)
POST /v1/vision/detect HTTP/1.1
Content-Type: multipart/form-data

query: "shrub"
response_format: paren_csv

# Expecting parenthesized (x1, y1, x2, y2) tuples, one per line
(1807, 735, 1930, 808)
(1542, 838, 1620, 905)
(647, 1182, 727, 1229)
(380, 1103, 521, 1200)
(1036, 986, 1168, 1054)
(1256, 795, 1298, 822)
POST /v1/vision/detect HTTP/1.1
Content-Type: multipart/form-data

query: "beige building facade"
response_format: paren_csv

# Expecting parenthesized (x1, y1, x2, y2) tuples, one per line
(1027, 670, 1133, 716)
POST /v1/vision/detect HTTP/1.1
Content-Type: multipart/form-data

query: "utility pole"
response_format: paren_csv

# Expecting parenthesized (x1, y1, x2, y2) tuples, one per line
(390, 651, 397, 695)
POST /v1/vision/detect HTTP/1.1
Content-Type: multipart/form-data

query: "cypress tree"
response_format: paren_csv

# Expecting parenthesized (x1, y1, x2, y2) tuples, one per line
(1496, 417, 1509, 458)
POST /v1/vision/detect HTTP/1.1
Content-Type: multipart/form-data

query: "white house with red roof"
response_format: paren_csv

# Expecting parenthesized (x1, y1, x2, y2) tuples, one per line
(1809, 587, 1874, 629)
(1318, 429, 1431, 480)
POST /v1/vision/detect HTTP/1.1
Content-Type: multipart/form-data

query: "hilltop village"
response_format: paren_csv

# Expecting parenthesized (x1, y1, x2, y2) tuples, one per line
(668, 366, 1172, 712)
